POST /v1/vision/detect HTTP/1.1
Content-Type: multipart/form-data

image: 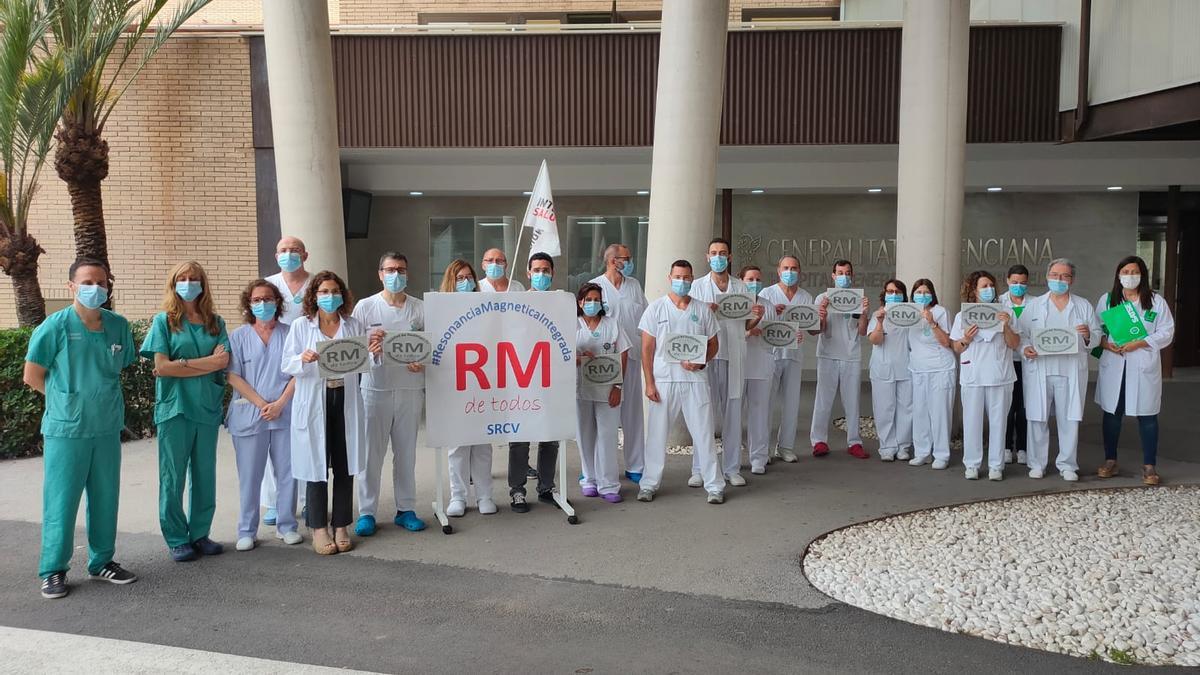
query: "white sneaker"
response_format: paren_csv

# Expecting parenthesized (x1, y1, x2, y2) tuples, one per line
(1017, 450, 1027, 464)
(726, 473, 747, 487)
(964, 467, 979, 480)
(1028, 468, 1044, 479)
(750, 465, 766, 475)
(235, 536, 255, 552)
(774, 447, 798, 463)
(687, 473, 703, 488)
(1061, 470, 1079, 482)
(636, 488, 655, 502)
(880, 452, 896, 462)
(908, 455, 931, 466)
(988, 468, 1004, 481)
(897, 447, 912, 461)
(932, 459, 949, 470)
(706, 491, 725, 504)
(276, 530, 303, 545)
(446, 499, 466, 517)
(477, 497, 498, 514)
(1003, 449, 1014, 464)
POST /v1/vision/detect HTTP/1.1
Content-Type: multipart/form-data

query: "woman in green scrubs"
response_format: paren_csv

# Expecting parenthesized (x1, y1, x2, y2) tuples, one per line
(140, 261, 230, 562)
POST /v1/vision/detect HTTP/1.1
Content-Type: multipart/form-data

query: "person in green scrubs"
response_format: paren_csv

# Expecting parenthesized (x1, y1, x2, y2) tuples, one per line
(140, 261, 230, 562)
(24, 258, 139, 599)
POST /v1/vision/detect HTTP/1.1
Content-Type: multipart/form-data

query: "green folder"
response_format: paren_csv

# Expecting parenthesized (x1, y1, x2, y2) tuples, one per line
(1099, 301, 1148, 347)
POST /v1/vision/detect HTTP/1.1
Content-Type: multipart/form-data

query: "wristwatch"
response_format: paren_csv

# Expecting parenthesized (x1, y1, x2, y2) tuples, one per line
(613, 384, 622, 389)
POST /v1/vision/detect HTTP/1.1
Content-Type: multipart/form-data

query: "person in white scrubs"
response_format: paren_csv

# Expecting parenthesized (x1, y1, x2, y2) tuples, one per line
(1095, 255, 1175, 485)
(575, 282, 630, 502)
(811, 260, 870, 458)
(999, 265, 1030, 465)
(866, 279, 913, 462)
(907, 279, 956, 469)
(440, 260, 497, 517)
(590, 244, 648, 483)
(637, 260, 723, 504)
(478, 248, 525, 293)
(351, 252, 427, 537)
(688, 238, 754, 487)
(758, 255, 812, 463)
(739, 266, 777, 474)
(1019, 258, 1101, 481)
(951, 271, 1020, 481)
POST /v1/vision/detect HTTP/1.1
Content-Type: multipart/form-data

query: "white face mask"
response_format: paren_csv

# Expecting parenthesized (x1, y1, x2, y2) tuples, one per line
(1119, 274, 1141, 290)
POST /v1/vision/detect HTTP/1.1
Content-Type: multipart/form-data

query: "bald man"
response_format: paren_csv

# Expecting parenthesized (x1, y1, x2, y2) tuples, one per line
(478, 248, 525, 293)
(265, 236, 312, 326)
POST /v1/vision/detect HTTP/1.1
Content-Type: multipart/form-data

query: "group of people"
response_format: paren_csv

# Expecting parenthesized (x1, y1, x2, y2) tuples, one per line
(24, 232, 1173, 600)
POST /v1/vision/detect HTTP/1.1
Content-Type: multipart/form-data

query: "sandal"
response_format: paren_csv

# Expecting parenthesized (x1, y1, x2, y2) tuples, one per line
(1097, 460, 1119, 479)
(334, 529, 354, 553)
(1142, 466, 1161, 486)
(311, 528, 337, 555)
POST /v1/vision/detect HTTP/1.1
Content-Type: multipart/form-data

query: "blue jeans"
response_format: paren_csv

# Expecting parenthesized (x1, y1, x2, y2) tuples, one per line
(1101, 372, 1158, 465)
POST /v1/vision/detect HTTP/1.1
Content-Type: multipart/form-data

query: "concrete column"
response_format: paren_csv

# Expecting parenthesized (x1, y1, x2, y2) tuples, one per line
(894, 0, 970, 309)
(643, 0, 729, 298)
(262, 1, 347, 278)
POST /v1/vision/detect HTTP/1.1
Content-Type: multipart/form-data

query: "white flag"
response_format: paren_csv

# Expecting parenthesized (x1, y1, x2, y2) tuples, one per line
(520, 160, 561, 258)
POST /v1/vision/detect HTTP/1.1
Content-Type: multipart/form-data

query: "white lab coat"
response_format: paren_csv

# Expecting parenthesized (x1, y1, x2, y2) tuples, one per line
(1018, 293, 1101, 423)
(1094, 292, 1175, 416)
(281, 315, 371, 482)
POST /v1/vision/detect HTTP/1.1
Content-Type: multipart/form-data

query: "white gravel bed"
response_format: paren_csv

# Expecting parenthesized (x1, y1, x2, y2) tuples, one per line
(803, 486, 1200, 666)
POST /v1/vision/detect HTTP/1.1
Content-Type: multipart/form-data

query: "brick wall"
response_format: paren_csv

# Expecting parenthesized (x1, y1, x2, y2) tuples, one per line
(0, 36, 257, 328)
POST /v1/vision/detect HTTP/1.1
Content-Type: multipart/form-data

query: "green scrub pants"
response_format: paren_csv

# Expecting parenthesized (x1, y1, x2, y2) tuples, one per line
(157, 417, 219, 548)
(39, 434, 121, 578)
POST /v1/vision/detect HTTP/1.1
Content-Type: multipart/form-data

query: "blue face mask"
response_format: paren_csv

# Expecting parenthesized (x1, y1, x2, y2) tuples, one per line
(1009, 283, 1027, 298)
(834, 274, 852, 289)
(530, 272, 552, 291)
(484, 262, 505, 280)
(384, 272, 407, 293)
(76, 284, 108, 310)
(456, 278, 476, 293)
(745, 280, 763, 295)
(622, 260, 635, 277)
(709, 255, 729, 274)
(277, 252, 302, 273)
(780, 270, 798, 286)
(582, 300, 602, 317)
(317, 294, 343, 313)
(913, 293, 933, 306)
(978, 287, 996, 303)
(251, 301, 277, 321)
(175, 280, 202, 302)
(1047, 279, 1070, 295)
(671, 279, 692, 296)
(885, 293, 904, 305)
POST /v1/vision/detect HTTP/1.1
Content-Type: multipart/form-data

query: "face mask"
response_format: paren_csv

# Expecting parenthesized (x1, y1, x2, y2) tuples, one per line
(484, 263, 505, 280)
(1048, 279, 1070, 295)
(1008, 283, 1027, 298)
(622, 260, 635, 277)
(709, 255, 729, 274)
(456, 278, 476, 293)
(317, 294, 343, 313)
(834, 274, 852, 289)
(76, 284, 108, 310)
(884, 293, 904, 305)
(582, 301, 602, 317)
(175, 280, 202, 302)
(671, 279, 692, 296)
(277, 252, 301, 273)
(780, 270, 798, 287)
(745, 281, 763, 295)
(978, 287, 996, 303)
(913, 293, 933, 306)
(1119, 274, 1141, 290)
(384, 272, 407, 293)
(251, 301, 277, 321)
(530, 272, 552, 291)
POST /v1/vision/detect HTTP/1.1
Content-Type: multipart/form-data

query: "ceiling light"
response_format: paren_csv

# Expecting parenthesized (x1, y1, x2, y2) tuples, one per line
(408, 191, 423, 196)
(636, 190, 649, 195)
(522, 191, 533, 196)
(867, 188, 882, 193)
(987, 187, 1003, 192)
(751, 189, 765, 194)
(1106, 186, 1123, 191)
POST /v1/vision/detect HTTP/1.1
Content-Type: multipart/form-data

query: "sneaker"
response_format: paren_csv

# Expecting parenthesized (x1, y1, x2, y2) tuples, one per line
(908, 455, 931, 466)
(880, 452, 896, 462)
(964, 467, 979, 480)
(812, 442, 830, 457)
(687, 473, 703, 488)
(354, 514, 377, 537)
(1028, 468, 1044, 479)
(235, 536, 256, 552)
(1017, 450, 1027, 465)
(446, 499, 467, 517)
(636, 488, 655, 502)
(478, 497, 498, 515)
(624, 471, 643, 483)
(1061, 470, 1079, 482)
(40, 572, 68, 599)
(191, 537, 224, 556)
(581, 485, 600, 498)
(511, 492, 531, 513)
(750, 465, 766, 475)
(988, 468, 1004, 481)
(526, 467, 539, 479)
(1003, 449, 1014, 464)
(726, 473, 747, 487)
(931, 459, 949, 470)
(262, 508, 277, 526)
(602, 492, 623, 504)
(537, 491, 560, 509)
(773, 447, 799, 463)
(276, 530, 303, 545)
(706, 491, 725, 505)
(170, 544, 198, 562)
(848, 444, 869, 459)
(896, 447, 912, 461)
(394, 511, 427, 532)
(87, 562, 137, 585)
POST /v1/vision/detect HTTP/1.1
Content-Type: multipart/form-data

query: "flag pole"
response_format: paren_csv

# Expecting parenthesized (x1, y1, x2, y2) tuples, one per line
(509, 160, 545, 282)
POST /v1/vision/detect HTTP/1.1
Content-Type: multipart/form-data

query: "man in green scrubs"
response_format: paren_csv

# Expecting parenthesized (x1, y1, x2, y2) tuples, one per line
(24, 259, 138, 599)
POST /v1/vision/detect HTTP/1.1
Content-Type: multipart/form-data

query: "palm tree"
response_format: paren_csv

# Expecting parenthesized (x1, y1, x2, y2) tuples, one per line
(0, 0, 67, 326)
(49, 0, 210, 276)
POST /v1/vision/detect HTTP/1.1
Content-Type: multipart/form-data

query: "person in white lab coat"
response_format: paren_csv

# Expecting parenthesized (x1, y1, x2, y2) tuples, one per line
(951, 271, 1020, 481)
(758, 255, 812, 463)
(575, 282, 630, 502)
(1019, 258, 1101, 481)
(351, 252, 427, 537)
(637, 260, 723, 504)
(688, 238, 755, 486)
(999, 264, 1030, 465)
(811, 260, 870, 458)
(907, 279, 956, 469)
(478, 248, 525, 293)
(590, 243, 648, 484)
(739, 266, 779, 474)
(1094, 255, 1175, 485)
(867, 279, 913, 462)
(282, 271, 380, 555)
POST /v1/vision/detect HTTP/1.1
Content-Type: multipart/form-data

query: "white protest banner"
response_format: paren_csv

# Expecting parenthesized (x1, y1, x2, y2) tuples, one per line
(780, 304, 821, 331)
(758, 320, 799, 349)
(383, 331, 431, 366)
(425, 291, 576, 446)
(581, 354, 623, 386)
(961, 303, 1005, 330)
(662, 333, 707, 363)
(517, 160, 561, 260)
(885, 303, 923, 328)
(715, 292, 756, 321)
(825, 288, 865, 314)
(1033, 328, 1079, 356)
(317, 335, 372, 379)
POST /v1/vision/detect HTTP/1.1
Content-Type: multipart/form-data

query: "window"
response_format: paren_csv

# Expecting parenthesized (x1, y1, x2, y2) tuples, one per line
(565, 216, 648, 292)
(428, 217, 518, 290)
(741, 7, 840, 22)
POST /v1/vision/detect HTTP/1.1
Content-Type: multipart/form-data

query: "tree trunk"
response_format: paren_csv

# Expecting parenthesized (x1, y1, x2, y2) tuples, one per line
(55, 121, 110, 269)
(0, 231, 47, 326)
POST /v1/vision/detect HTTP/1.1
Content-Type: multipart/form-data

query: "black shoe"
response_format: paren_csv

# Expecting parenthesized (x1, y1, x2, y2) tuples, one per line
(88, 562, 138, 585)
(510, 492, 531, 513)
(191, 537, 224, 556)
(40, 572, 68, 599)
(170, 544, 198, 562)
(537, 491, 560, 509)
(525, 467, 539, 479)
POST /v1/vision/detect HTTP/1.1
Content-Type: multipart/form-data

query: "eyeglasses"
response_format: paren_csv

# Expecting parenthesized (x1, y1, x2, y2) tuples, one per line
(455, 275, 474, 282)
(380, 266, 406, 274)
(250, 295, 275, 303)
(1047, 272, 1074, 281)
(612, 256, 630, 264)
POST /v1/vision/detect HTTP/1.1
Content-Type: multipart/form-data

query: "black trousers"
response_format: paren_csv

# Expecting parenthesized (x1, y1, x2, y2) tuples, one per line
(306, 387, 353, 529)
(508, 441, 558, 496)
(1005, 362, 1027, 453)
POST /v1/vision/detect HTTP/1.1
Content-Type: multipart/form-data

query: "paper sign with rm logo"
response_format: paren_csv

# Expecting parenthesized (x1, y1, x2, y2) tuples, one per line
(715, 292, 755, 321)
(663, 333, 707, 363)
(317, 335, 372, 379)
(1033, 328, 1078, 355)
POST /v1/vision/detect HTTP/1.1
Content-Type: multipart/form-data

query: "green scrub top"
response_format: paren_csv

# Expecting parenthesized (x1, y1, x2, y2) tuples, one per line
(139, 311, 230, 426)
(25, 306, 136, 439)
